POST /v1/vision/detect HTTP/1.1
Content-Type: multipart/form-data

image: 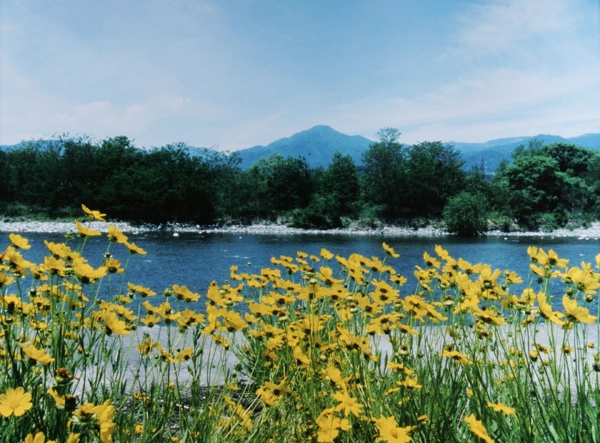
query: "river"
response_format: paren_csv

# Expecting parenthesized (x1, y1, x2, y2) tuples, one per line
(3, 230, 600, 314)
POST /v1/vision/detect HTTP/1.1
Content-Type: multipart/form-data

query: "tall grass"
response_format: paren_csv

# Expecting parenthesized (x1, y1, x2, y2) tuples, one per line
(0, 206, 598, 442)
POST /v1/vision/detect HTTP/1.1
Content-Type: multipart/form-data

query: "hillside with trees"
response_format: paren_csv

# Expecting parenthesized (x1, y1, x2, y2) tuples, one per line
(1, 130, 599, 236)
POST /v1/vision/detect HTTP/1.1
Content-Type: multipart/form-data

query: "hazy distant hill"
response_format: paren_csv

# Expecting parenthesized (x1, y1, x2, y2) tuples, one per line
(3, 129, 599, 174)
(235, 125, 373, 169)
(456, 134, 600, 173)
(234, 127, 600, 172)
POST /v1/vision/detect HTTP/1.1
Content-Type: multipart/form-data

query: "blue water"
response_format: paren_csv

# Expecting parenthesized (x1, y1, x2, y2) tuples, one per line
(3, 231, 600, 313)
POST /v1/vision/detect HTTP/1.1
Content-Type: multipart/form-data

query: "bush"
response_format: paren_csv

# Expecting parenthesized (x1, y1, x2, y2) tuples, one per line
(443, 191, 488, 236)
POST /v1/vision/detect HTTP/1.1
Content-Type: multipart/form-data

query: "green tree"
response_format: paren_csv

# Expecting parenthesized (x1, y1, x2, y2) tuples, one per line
(500, 142, 597, 229)
(57, 137, 97, 213)
(247, 154, 313, 217)
(443, 191, 488, 236)
(91, 136, 140, 219)
(404, 141, 466, 217)
(361, 128, 408, 220)
(323, 152, 360, 217)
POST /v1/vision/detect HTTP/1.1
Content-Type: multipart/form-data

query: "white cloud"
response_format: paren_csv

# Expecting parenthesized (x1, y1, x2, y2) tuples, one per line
(452, 0, 570, 59)
(327, 0, 600, 144)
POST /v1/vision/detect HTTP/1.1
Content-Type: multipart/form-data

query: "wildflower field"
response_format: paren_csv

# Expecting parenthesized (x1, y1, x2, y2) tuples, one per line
(1, 206, 599, 443)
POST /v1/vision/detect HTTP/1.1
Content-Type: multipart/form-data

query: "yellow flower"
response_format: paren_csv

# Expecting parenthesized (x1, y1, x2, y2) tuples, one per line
(332, 391, 363, 417)
(320, 248, 335, 260)
(464, 414, 495, 443)
(107, 225, 128, 243)
(20, 343, 55, 365)
(441, 349, 472, 365)
(76, 400, 116, 443)
(292, 346, 311, 367)
(473, 307, 506, 326)
(382, 242, 400, 258)
(370, 279, 399, 305)
(171, 284, 200, 302)
(43, 256, 67, 275)
(44, 240, 73, 259)
(0, 271, 15, 288)
(222, 311, 248, 332)
(315, 407, 352, 443)
(560, 267, 600, 295)
(124, 241, 146, 255)
(81, 204, 106, 221)
(127, 282, 156, 297)
(100, 310, 131, 335)
(0, 386, 33, 417)
(322, 365, 348, 389)
(434, 244, 451, 261)
(140, 313, 161, 327)
(487, 401, 516, 415)
(23, 432, 47, 443)
(74, 220, 101, 237)
(72, 260, 107, 284)
(528, 246, 568, 268)
(48, 388, 66, 409)
(3, 246, 34, 272)
(563, 296, 598, 323)
(255, 379, 289, 406)
(396, 376, 422, 389)
(423, 251, 441, 268)
(373, 415, 415, 443)
(9, 233, 31, 249)
(537, 291, 565, 326)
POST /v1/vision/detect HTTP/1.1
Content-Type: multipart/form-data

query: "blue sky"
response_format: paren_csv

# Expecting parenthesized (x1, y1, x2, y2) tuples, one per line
(1, 0, 598, 150)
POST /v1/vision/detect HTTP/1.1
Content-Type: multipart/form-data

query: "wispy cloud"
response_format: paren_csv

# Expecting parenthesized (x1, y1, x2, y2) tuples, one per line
(330, 0, 599, 143)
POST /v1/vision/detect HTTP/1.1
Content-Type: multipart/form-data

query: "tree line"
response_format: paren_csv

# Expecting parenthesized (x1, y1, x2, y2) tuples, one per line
(1, 129, 599, 235)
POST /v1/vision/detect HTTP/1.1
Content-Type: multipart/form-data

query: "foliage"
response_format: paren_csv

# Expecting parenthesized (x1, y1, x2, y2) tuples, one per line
(360, 130, 409, 219)
(443, 191, 488, 236)
(403, 141, 466, 217)
(2, 132, 600, 231)
(1, 208, 599, 442)
(494, 141, 600, 230)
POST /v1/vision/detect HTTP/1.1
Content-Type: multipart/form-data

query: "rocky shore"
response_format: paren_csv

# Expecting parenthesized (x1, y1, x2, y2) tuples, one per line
(2, 219, 600, 239)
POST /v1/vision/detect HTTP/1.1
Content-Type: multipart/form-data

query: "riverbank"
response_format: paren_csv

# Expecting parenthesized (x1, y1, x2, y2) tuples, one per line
(2, 219, 600, 239)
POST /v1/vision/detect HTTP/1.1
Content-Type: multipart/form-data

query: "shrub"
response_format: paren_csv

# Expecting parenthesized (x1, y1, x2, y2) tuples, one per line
(443, 191, 488, 236)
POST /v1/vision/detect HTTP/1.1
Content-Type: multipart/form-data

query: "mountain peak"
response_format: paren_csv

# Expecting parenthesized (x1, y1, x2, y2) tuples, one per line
(236, 126, 373, 168)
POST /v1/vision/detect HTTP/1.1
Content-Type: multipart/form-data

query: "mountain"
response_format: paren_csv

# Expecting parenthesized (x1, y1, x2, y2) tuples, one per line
(235, 125, 373, 169)
(3, 129, 599, 174)
(456, 133, 600, 173)
(234, 127, 600, 173)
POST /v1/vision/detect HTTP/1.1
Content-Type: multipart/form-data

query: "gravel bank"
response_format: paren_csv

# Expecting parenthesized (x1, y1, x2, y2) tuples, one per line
(2, 220, 600, 238)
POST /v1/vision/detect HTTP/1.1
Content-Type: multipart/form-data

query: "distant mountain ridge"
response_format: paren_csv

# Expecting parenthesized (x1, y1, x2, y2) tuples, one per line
(233, 126, 600, 172)
(2, 127, 599, 173)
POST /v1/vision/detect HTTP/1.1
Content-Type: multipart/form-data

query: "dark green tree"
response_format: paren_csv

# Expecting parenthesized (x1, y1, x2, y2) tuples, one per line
(361, 128, 408, 220)
(443, 191, 488, 236)
(499, 142, 598, 229)
(247, 154, 313, 216)
(323, 152, 360, 217)
(404, 141, 466, 217)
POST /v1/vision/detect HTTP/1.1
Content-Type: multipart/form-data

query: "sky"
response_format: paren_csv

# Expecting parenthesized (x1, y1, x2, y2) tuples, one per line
(1, 0, 599, 151)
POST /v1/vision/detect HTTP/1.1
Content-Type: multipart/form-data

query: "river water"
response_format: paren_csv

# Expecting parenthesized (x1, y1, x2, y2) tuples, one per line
(3, 231, 600, 313)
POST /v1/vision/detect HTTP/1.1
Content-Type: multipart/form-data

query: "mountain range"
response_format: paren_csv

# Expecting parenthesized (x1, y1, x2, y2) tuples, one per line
(3, 126, 599, 173)
(227, 125, 600, 172)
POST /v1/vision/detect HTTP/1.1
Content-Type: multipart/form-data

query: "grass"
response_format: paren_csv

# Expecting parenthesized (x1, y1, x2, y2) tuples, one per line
(0, 206, 599, 442)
